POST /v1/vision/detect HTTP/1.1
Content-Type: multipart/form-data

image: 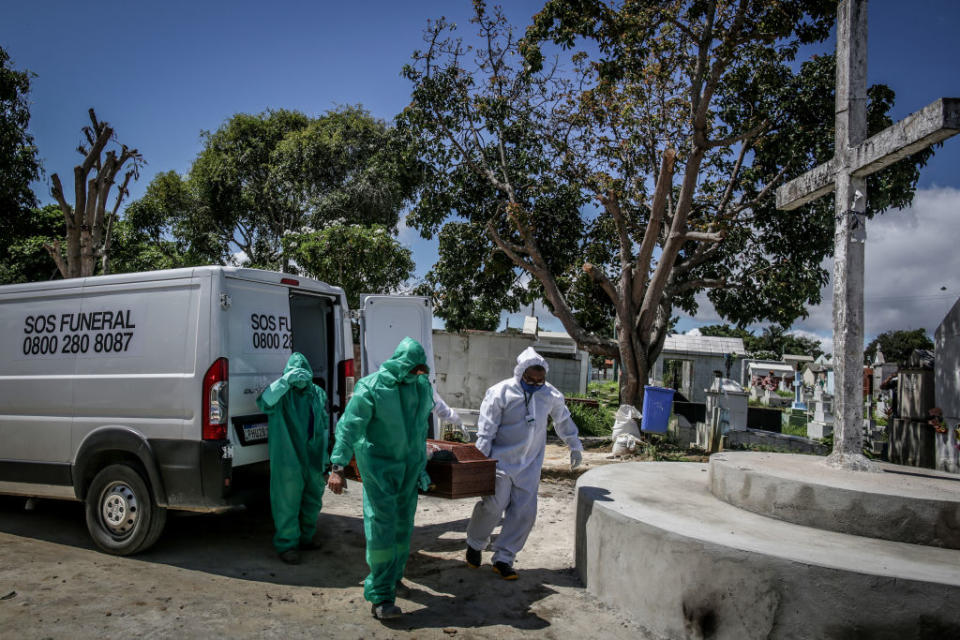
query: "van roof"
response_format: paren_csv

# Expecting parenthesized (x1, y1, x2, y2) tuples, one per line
(0, 265, 347, 298)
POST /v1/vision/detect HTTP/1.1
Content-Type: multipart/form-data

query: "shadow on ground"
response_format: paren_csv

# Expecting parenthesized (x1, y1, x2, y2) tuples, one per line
(0, 493, 579, 632)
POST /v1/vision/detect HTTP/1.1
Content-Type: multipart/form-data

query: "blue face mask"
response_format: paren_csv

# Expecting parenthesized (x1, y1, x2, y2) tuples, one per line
(520, 379, 545, 394)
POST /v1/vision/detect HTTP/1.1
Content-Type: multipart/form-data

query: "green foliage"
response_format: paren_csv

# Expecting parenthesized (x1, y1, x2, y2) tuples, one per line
(566, 401, 613, 437)
(699, 323, 823, 359)
(282, 224, 414, 309)
(108, 218, 187, 275)
(781, 422, 808, 438)
(0, 46, 40, 219)
(126, 106, 422, 271)
(0, 204, 63, 284)
(415, 221, 528, 331)
(864, 328, 934, 365)
(709, 54, 934, 326)
(0, 46, 46, 283)
(401, 1, 927, 409)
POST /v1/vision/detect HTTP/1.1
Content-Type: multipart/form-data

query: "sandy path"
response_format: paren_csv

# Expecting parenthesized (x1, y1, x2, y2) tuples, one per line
(0, 446, 651, 639)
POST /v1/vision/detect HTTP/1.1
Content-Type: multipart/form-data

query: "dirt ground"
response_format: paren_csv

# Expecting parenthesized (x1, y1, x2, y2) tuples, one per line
(0, 445, 652, 639)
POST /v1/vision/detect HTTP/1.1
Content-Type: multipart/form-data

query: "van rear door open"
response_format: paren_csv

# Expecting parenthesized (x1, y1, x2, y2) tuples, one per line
(359, 295, 433, 378)
(224, 276, 340, 466)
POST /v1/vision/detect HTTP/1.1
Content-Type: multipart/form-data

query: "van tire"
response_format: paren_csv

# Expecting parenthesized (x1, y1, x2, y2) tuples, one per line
(84, 464, 167, 555)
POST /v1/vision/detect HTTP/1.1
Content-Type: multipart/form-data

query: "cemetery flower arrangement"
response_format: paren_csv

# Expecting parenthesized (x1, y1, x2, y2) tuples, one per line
(927, 407, 947, 434)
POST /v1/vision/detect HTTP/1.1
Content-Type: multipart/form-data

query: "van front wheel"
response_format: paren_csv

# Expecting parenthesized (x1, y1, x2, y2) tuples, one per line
(84, 464, 167, 555)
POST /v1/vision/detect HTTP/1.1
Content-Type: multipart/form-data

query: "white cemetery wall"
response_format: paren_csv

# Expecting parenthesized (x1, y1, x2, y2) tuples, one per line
(432, 330, 537, 410)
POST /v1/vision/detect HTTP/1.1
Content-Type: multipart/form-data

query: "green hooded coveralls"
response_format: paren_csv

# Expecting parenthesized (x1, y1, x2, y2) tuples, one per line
(330, 337, 435, 605)
(256, 352, 329, 554)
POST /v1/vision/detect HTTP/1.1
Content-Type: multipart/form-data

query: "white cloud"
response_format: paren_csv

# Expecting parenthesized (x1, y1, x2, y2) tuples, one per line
(785, 328, 833, 355)
(686, 327, 702, 336)
(792, 186, 960, 343)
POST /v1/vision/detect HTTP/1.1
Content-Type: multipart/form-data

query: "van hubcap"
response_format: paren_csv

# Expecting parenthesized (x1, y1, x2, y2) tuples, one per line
(101, 482, 138, 536)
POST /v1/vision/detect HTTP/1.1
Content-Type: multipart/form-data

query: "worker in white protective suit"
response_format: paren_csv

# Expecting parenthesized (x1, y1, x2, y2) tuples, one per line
(464, 347, 583, 579)
(432, 389, 468, 441)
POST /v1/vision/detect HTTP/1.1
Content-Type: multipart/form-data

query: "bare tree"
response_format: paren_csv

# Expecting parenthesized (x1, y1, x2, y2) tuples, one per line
(46, 108, 143, 277)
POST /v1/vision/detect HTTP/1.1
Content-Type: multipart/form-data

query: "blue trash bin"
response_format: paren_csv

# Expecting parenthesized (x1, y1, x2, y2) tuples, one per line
(641, 385, 675, 433)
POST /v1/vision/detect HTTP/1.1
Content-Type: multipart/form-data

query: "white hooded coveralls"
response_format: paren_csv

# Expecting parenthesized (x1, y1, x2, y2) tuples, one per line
(466, 347, 583, 565)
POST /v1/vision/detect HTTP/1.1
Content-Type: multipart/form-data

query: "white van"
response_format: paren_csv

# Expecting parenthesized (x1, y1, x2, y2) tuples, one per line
(0, 267, 433, 555)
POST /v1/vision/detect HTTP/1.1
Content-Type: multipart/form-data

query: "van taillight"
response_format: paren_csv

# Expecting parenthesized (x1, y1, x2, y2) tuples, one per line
(203, 357, 229, 440)
(338, 358, 355, 411)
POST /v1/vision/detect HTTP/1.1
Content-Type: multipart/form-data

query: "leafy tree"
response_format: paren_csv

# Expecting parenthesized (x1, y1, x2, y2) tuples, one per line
(107, 217, 187, 275)
(122, 170, 222, 267)
(0, 46, 40, 214)
(864, 329, 933, 365)
(128, 106, 423, 271)
(0, 204, 63, 284)
(416, 222, 531, 331)
(699, 324, 822, 359)
(46, 108, 143, 277)
(1, 46, 44, 280)
(401, 1, 928, 405)
(282, 223, 414, 309)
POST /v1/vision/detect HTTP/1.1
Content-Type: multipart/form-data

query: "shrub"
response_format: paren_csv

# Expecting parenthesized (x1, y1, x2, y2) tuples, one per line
(568, 402, 613, 437)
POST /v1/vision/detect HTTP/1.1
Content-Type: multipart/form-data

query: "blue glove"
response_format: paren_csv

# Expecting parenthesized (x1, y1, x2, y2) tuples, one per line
(570, 449, 583, 470)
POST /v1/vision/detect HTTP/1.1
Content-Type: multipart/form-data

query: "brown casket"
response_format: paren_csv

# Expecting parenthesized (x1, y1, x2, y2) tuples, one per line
(342, 439, 496, 499)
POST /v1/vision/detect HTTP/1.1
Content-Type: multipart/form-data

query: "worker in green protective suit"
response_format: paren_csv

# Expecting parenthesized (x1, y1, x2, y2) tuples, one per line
(257, 352, 329, 565)
(326, 337, 434, 621)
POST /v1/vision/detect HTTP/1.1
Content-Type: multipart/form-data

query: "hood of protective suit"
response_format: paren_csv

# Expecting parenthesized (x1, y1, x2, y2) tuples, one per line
(513, 347, 549, 384)
(378, 336, 428, 386)
(284, 352, 314, 389)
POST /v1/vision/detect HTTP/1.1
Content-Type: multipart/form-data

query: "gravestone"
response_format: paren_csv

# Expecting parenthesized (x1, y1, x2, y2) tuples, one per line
(775, 0, 960, 470)
(807, 385, 834, 439)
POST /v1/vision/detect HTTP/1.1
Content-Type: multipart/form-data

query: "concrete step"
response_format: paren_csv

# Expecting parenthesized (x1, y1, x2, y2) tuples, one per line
(709, 451, 960, 548)
(576, 462, 960, 639)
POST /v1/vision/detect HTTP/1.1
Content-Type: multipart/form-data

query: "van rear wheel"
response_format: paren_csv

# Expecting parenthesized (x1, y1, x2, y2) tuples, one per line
(84, 464, 167, 555)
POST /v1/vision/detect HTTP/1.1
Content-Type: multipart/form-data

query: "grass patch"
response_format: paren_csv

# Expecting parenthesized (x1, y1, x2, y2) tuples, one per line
(781, 422, 808, 438)
(567, 401, 614, 437)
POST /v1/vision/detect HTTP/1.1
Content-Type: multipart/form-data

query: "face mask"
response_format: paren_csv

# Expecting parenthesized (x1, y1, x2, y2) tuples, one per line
(520, 379, 544, 394)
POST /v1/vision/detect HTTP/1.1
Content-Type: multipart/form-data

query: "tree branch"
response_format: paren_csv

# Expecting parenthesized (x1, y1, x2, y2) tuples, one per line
(42, 240, 68, 279)
(583, 262, 619, 307)
(683, 231, 725, 243)
(632, 149, 676, 306)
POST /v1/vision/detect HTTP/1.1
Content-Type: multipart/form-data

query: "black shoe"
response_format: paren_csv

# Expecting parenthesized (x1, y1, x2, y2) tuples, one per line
(395, 580, 411, 598)
(465, 545, 482, 568)
(492, 561, 518, 580)
(278, 549, 301, 565)
(371, 601, 403, 619)
(300, 539, 322, 550)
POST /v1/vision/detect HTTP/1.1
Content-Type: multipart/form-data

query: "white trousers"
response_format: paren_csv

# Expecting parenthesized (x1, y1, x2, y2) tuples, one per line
(465, 468, 538, 566)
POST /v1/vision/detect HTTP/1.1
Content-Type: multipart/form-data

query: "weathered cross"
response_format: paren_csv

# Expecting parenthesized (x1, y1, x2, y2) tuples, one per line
(775, 0, 960, 471)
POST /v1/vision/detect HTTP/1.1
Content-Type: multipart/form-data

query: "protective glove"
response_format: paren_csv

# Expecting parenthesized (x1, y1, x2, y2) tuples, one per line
(285, 368, 312, 389)
(418, 469, 434, 493)
(570, 449, 583, 470)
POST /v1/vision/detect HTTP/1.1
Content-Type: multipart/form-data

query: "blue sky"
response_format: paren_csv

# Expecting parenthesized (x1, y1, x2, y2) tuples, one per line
(3, 1, 959, 348)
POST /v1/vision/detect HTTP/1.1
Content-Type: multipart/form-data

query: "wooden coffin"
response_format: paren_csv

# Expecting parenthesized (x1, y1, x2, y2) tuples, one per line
(425, 440, 497, 499)
(342, 439, 496, 499)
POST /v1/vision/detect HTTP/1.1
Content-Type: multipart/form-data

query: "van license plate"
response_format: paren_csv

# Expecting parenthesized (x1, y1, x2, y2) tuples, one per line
(242, 422, 268, 444)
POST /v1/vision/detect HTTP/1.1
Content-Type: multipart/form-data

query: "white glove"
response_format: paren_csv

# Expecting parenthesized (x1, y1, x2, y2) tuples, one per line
(570, 449, 583, 470)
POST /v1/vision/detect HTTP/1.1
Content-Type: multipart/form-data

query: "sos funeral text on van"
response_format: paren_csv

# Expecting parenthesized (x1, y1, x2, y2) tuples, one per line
(22, 310, 137, 356)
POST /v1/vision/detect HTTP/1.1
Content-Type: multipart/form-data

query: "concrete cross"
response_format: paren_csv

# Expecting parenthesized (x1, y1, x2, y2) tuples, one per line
(775, 0, 960, 471)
